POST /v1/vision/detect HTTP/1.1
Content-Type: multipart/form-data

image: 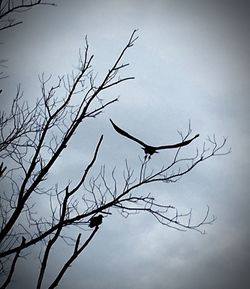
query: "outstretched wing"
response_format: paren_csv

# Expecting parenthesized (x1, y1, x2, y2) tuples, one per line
(156, 134, 199, 150)
(110, 119, 147, 147)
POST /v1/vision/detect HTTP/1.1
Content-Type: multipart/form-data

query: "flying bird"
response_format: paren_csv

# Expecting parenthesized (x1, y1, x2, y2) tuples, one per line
(110, 119, 199, 158)
(89, 215, 103, 228)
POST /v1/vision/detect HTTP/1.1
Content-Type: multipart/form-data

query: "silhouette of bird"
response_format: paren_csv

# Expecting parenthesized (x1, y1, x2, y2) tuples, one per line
(110, 119, 199, 158)
(89, 215, 103, 228)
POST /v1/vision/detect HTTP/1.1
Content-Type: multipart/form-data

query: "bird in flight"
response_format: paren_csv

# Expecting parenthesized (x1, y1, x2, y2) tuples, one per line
(110, 119, 199, 158)
(89, 215, 103, 228)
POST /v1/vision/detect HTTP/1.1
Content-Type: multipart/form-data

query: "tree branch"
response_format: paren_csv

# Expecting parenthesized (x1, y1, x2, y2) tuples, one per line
(48, 227, 99, 289)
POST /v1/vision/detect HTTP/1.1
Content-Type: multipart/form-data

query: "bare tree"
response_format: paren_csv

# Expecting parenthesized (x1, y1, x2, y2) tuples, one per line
(0, 30, 230, 288)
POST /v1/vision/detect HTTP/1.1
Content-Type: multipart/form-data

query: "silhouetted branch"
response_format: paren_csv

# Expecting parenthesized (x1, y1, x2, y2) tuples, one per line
(0, 237, 25, 289)
(48, 227, 99, 289)
(0, 0, 56, 31)
(0, 161, 6, 177)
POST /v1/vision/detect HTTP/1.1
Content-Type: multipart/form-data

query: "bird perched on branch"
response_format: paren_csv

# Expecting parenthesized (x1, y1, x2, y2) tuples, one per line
(110, 119, 199, 159)
(89, 215, 103, 228)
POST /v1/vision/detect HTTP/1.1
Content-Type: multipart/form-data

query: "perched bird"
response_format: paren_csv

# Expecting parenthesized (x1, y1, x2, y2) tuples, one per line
(110, 119, 199, 158)
(89, 215, 103, 228)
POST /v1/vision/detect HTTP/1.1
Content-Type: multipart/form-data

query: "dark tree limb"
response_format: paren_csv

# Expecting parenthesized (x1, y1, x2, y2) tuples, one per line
(48, 227, 99, 289)
(0, 237, 25, 289)
(0, 0, 56, 31)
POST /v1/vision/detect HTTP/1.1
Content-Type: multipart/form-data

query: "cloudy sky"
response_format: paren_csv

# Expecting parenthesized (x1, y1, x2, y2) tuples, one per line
(1, 1, 250, 289)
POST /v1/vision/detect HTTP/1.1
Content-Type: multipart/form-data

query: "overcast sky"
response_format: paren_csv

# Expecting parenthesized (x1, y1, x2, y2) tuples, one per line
(1, 1, 250, 289)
